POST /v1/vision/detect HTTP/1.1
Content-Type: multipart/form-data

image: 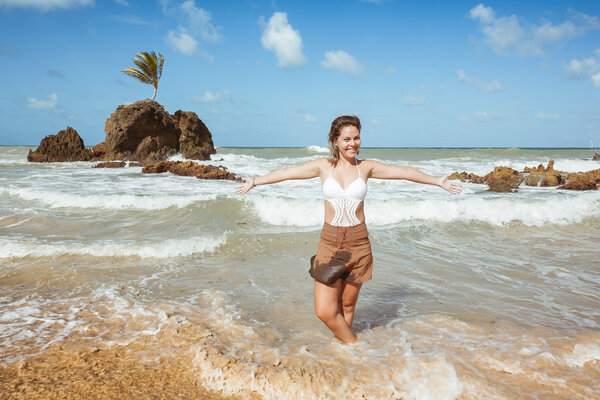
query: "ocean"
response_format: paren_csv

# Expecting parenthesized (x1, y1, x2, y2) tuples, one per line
(1, 145, 599, 399)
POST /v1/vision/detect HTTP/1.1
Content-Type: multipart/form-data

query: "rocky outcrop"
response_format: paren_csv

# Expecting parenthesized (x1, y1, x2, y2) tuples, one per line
(522, 160, 566, 187)
(484, 166, 524, 192)
(93, 161, 126, 168)
(142, 161, 240, 181)
(559, 168, 600, 190)
(593, 152, 600, 161)
(173, 110, 216, 160)
(448, 171, 485, 184)
(103, 100, 216, 165)
(27, 127, 92, 162)
(448, 160, 599, 191)
(104, 100, 180, 164)
(91, 142, 106, 159)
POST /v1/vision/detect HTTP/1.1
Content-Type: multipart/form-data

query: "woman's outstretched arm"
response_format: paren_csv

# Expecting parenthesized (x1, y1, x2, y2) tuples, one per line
(367, 160, 462, 194)
(235, 158, 323, 195)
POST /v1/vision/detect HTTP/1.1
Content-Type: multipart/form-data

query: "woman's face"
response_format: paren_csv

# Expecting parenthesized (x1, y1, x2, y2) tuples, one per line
(335, 125, 361, 159)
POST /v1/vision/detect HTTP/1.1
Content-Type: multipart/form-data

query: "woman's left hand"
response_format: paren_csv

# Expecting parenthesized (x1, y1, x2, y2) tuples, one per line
(439, 175, 462, 194)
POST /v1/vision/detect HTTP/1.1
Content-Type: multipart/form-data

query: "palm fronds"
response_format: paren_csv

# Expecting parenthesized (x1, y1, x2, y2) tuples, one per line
(122, 51, 164, 100)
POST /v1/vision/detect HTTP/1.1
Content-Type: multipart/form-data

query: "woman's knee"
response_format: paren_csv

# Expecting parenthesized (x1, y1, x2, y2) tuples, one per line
(315, 303, 337, 323)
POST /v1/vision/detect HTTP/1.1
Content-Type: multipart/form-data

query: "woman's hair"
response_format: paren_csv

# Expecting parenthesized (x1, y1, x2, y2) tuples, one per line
(328, 115, 361, 164)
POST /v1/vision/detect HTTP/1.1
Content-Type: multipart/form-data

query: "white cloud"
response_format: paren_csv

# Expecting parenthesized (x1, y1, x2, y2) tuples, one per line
(161, 0, 221, 61)
(469, 4, 494, 24)
(115, 0, 128, 5)
(468, 4, 600, 57)
(564, 57, 597, 78)
(384, 66, 396, 74)
(457, 69, 502, 92)
(591, 72, 600, 88)
(166, 29, 198, 55)
(304, 114, 317, 123)
(535, 112, 560, 120)
(260, 12, 306, 68)
(563, 49, 600, 89)
(193, 91, 220, 103)
(28, 93, 58, 109)
(474, 111, 500, 122)
(179, 0, 222, 42)
(457, 111, 500, 123)
(402, 95, 424, 106)
(0, 0, 93, 11)
(321, 50, 363, 76)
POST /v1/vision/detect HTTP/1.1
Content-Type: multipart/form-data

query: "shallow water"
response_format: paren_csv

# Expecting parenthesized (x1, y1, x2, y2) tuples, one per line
(1, 145, 599, 399)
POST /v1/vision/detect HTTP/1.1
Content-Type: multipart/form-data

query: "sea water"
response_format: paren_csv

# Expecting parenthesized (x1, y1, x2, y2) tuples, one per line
(1, 145, 599, 399)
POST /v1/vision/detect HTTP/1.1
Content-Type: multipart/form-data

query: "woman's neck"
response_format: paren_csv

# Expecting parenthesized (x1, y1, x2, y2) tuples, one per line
(337, 155, 357, 167)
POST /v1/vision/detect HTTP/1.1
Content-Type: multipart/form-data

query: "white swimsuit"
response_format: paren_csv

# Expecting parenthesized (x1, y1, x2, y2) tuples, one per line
(322, 161, 368, 227)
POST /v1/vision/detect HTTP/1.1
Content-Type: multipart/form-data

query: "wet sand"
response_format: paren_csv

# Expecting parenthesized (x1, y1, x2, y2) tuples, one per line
(0, 322, 257, 400)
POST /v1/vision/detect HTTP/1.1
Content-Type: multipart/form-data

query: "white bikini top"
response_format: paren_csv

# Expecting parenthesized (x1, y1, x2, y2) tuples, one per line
(322, 161, 368, 227)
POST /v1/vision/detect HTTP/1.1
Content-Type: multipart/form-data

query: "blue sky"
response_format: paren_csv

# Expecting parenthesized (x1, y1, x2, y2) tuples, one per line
(1, 0, 599, 148)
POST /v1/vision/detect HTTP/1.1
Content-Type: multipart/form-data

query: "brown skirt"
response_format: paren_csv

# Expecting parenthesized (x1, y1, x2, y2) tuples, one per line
(309, 222, 373, 284)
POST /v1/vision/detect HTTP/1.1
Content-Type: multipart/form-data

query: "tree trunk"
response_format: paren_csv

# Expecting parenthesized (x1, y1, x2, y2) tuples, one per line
(151, 86, 157, 101)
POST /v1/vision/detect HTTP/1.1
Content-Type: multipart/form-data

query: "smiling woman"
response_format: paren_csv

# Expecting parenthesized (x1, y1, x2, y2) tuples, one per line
(235, 115, 462, 343)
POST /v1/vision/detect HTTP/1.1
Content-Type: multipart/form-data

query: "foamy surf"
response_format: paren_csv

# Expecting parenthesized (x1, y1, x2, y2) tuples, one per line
(0, 234, 227, 258)
(245, 192, 600, 227)
(1, 187, 218, 210)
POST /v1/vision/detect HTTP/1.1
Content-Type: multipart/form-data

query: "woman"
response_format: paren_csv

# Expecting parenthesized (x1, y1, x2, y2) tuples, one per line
(236, 115, 462, 343)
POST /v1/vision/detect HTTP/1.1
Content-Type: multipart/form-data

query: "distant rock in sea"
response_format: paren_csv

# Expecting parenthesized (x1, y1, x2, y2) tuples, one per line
(142, 161, 241, 181)
(27, 126, 92, 162)
(593, 152, 600, 161)
(101, 99, 216, 165)
(449, 160, 598, 191)
(93, 161, 126, 168)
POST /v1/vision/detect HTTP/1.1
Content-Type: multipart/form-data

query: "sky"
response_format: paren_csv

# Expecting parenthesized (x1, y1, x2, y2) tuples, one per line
(1, 0, 599, 148)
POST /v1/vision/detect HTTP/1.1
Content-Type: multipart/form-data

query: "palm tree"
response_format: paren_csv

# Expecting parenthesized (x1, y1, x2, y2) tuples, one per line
(122, 51, 164, 101)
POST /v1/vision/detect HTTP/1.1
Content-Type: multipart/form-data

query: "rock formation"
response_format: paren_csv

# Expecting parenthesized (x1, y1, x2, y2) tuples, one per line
(448, 160, 597, 191)
(172, 110, 216, 160)
(484, 166, 524, 192)
(93, 161, 126, 168)
(593, 152, 600, 161)
(142, 161, 240, 181)
(102, 100, 216, 165)
(27, 127, 92, 162)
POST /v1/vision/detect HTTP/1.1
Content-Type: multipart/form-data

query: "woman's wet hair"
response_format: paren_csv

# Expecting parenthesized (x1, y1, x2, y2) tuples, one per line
(328, 115, 361, 164)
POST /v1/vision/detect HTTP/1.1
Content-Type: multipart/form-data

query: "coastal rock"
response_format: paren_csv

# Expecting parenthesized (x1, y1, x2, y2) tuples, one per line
(524, 174, 541, 187)
(91, 142, 106, 159)
(93, 161, 126, 168)
(104, 100, 180, 163)
(448, 171, 484, 183)
(522, 160, 565, 187)
(102, 100, 216, 164)
(593, 152, 600, 161)
(484, 166, 524, 192)
(558, 168, 600, 190)
(142, 161, 241, 181)
(27, 126, 92, 162)
(173, 110, 216, 160)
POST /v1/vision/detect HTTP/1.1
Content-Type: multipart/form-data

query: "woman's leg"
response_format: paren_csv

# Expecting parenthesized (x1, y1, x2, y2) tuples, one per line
(340, 280, 362, 328)
(314, 280, 357, 343)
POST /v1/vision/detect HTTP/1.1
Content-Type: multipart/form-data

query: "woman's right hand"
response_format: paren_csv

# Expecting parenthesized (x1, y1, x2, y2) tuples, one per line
(235, 177, 255, 195)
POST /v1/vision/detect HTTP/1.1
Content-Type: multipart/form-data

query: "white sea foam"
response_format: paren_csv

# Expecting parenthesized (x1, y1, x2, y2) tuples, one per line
(564, 343, 600, 368)
(307, 145, 329, 153)
(0, 234, 227, 259)
(246, 196, 323, 226)
(246, 192, 600, 227)
(2, 187, 217, 210)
